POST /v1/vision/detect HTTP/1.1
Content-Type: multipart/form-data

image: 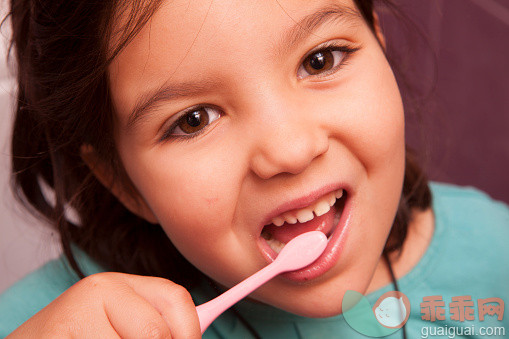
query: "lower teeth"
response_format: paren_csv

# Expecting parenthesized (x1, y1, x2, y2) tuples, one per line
(332, 208, 341, 229)
(266, 237, 285, 254)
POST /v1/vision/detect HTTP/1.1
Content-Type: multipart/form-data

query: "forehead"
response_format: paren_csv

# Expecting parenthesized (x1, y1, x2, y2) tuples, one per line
(108, 0, 364, 115)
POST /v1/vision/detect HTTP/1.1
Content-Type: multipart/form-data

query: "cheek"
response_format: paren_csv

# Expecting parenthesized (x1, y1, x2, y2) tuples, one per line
(116, 138, 245, 255)
(326, 51, 406, 178)
(322, 53, 406, 263)
(353, 57, 406, 219)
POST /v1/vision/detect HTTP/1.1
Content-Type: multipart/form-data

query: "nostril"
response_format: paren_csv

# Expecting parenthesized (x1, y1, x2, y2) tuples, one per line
(253, 145, 325, 179)
(249, 124, 329, 179)
(249, 151, 311, 180)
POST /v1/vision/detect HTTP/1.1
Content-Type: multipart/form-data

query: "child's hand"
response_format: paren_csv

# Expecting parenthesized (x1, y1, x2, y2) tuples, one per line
(7, 272, 201, 338)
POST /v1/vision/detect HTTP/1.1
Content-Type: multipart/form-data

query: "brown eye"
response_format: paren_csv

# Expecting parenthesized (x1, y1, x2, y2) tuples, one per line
(303, 50, 336, 75)
(296, 43, 357, 79)
(167, 106, 221, 139)
(178, 108, 210, 134)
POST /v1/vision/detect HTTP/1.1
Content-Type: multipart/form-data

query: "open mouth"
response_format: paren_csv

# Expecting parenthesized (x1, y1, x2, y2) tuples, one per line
(260, 189, 347, 255)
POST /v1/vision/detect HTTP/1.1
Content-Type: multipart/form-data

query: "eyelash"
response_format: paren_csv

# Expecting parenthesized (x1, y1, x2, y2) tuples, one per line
(299, 41, 360, 79)
(160, 42, 360, 143)
(158, 105, 221, 143)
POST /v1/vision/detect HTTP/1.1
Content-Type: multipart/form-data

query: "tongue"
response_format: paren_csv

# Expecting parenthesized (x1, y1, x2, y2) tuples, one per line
(264, 204, 337, 244)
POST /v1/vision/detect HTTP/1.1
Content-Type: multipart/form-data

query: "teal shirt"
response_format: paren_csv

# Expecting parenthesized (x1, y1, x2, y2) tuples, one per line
(1, 182, 508, 338)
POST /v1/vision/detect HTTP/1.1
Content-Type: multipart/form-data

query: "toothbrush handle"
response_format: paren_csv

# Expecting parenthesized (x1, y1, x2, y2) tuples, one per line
(196, 262, 282, 333)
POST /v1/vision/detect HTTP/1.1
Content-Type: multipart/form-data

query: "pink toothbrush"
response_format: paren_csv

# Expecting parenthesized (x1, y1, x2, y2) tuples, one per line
(195, 231, 328, 333)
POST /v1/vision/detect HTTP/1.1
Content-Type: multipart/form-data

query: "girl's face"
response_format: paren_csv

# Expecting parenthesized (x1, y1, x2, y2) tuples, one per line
(108, 0, 405, 316)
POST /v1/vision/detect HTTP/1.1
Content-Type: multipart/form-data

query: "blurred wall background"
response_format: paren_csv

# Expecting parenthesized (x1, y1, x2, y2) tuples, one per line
(1, 0, 508, 294)
(380, 0, 509, 205)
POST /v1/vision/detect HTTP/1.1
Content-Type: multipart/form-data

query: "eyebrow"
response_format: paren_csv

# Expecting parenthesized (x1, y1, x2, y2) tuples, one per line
(272, 3, 362, 62)
(127, 78, 218, 129)
(127, 3, 362, 130)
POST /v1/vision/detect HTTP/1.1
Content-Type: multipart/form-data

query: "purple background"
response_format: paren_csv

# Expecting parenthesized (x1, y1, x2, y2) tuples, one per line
(379, 0, 509, 204)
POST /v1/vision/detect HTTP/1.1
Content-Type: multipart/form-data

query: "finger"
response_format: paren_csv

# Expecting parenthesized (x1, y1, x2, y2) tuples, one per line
(120, 275, 201, 339)
(68, 311, 122, 339)
(103, 283, 172, 339)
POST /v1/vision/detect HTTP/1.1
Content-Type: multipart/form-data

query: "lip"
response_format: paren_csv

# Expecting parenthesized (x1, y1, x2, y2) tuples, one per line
(256, 183, 353, 282)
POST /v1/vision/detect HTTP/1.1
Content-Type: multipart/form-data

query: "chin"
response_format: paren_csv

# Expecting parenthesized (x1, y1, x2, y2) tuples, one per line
(268, 295, 345, 318)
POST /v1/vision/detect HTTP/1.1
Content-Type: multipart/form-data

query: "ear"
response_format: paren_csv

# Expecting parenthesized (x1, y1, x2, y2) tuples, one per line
(373, 12, 386, 51)
(80, 144, 159, 224)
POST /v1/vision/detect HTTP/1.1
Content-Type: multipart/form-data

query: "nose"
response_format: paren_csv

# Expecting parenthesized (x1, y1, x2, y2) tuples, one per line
(248, 102, 330, 180)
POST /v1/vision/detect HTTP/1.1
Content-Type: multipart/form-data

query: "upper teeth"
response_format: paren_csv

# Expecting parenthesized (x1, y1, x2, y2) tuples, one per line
(268, 189, 343, 226)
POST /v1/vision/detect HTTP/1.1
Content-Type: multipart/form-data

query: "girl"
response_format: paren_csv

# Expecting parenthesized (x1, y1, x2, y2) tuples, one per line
(1, 0, 508, 337)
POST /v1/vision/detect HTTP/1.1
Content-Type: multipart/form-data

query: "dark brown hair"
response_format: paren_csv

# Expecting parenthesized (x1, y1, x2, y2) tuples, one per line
(7, 0, 430, 289)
